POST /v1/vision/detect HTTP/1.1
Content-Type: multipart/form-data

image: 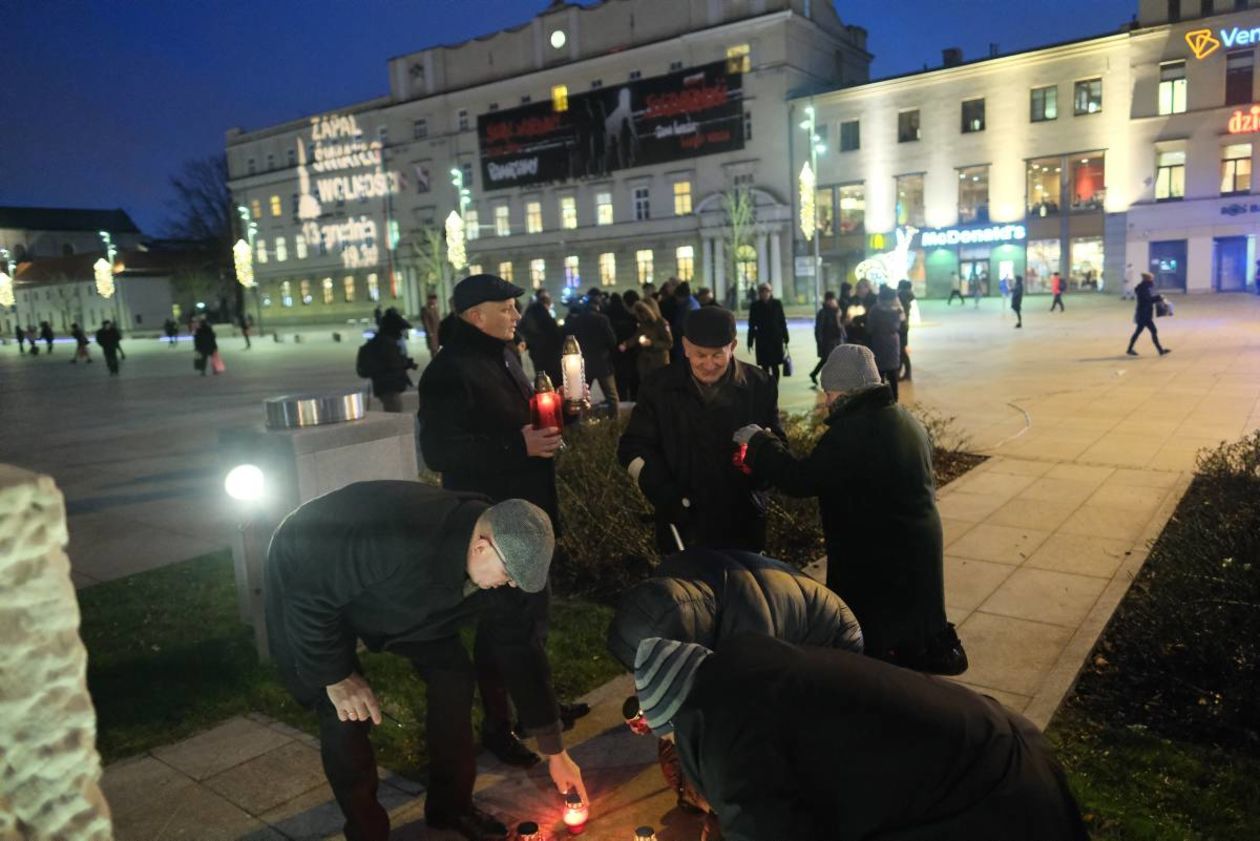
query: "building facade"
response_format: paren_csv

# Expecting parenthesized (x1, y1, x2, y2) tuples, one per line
(0, 207, 143, 263)
(11, 251, 177, 337)
(225, 0, 871, 323)
(793, 0, 1260, 298)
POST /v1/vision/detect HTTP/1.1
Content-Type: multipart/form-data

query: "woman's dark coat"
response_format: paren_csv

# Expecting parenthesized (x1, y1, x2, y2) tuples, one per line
(866, 302, 903, 373)
(814, 305, 844, 359)
(745, 385, 945, 656)
(674, 634, 1089, 841)
(1134, 278, 1161, 324)
(360, 331, 414, 398)
(193, 324, 217, 356)
(747, 297, 788, 367)
(635, 319, 672, 378)
(606, 548, 863, 670)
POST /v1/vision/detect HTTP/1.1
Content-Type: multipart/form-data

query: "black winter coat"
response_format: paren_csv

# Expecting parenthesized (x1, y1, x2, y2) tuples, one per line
(606, 548, 862, 670)
(562, 309, 617, 380)
(618, 360, 784, 552)
(360, 332, 413, 397)
(1134, 279, 1162, 324)
(675, 634, 1089, 841)
(1011, 280, 1025, 311)
(866, 302, 903, 373)
(193, 324, 217, 355)
(519, 301, 563, 383)
(95, 326, 122, 353)
(746, 385, 945, 656)
(747, 298, 788, 366)
(418, 318, 559, 530)
(814, 306, 844, 358)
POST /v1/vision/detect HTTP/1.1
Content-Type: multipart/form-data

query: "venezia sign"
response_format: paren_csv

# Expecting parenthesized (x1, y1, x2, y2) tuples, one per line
(920, 224, 1026, 247)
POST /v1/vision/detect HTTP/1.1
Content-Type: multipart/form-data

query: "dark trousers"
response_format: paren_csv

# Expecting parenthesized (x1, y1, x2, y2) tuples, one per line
(103, 350, 120, 375)
(898, 327, 911, 380)
(946, 290, 964, 305)
(312, 637, 476, 841)
(1128, 320, 1163, 352)
(243, 331, 252, 349)
(1013, 307, 1023, 327)
(759, 364, 780, 384)
(881, 370, 900, 402)
(1050, 294, 1064, 312)
(377, 392, 403, 413)
(474, 583, 554, 733)
(587, 373, 620, 415)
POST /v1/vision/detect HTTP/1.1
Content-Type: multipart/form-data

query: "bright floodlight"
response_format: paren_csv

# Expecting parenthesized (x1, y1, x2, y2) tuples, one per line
(550, 29, 566, 49)
(225, 464, 265, 502)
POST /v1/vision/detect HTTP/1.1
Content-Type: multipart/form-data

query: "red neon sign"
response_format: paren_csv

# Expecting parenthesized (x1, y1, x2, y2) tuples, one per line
(1228, 105, 1260, 134)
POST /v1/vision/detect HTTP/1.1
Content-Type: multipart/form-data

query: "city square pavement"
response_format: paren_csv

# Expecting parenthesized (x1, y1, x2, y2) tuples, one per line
(5, 292, 1259, 838)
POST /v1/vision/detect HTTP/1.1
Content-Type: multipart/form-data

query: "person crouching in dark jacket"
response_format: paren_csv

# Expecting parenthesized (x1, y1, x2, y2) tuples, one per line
(358, 309, 418, 412)
(737, 344, 967, 675)
(631, 634, 1089, 841)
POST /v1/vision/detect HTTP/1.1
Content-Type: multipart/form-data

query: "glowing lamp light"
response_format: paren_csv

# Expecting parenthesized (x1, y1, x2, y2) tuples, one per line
(530, 372, 563, 431)
(560, 336, 588, 415)
(550, 29, 566, 49)
(224, 464, 265, 502)
(93, 258, 115, 299)
(0, 271, 13, 309)
(562, 788, 588, 834)
(798, 161, 816, 241)
(233, 239, 255, 288)
(445, 210, 467, 271)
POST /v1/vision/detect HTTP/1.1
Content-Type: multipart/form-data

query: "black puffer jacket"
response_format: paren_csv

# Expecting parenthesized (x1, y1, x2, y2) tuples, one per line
(607, 548, 863, 669)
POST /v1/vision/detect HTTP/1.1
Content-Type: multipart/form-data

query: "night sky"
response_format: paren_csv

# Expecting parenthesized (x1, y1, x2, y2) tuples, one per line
(0, 0, 1132, 235)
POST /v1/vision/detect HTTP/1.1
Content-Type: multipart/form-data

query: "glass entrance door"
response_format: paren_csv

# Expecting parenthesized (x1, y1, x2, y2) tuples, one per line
(1149, 240, 1187, 292)
(1213, 236, 1248, 291)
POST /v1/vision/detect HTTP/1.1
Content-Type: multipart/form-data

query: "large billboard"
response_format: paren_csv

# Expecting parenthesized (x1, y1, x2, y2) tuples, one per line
(477, 60, 744, 191)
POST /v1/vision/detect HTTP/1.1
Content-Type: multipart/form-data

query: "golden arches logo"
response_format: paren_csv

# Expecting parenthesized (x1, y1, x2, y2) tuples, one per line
(1186, 28, 1221, 60)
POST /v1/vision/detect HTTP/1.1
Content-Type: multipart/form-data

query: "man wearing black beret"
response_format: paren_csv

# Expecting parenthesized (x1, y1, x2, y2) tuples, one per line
(418, 274, 587, 793)
(618, 306, 785, 554)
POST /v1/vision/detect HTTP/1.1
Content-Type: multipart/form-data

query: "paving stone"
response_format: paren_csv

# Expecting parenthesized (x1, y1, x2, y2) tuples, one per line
(986, 498, 1079, 532)
(979, 567, 1109, 627)
(1015, 476, 1100, 507)
(940, 517, 977, 549)
(979, 458, 1057, 478)
(1085, 482, 1170, 513)
(955, 612, 1075, 697)
(204, 740, 328, 817)
(153, 716, 293, 781)
(1023, 532, 1132, 579)
(946, 523, 1050, 566)
(260, 780, 416, 841)
(947, 470, 1036, 499)
(1044, 464, 1114, 484)
(944, 556, 1016, 613)
(1105, 468, 1182, 489)
(1057, 505, 1150, 542)
(949, 681, 1033, 714)
(935, 491, 1010, 523)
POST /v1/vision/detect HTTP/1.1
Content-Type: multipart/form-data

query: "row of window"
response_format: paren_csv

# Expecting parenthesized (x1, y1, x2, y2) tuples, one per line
(463, 182, 690, 239)
(466, 245, 698, 290)
(1167, 0, 1254, 24)
(265, 273, 392, 308)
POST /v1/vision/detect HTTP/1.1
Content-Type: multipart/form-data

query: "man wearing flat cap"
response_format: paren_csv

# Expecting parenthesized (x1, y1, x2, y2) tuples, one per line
(418, 274, 588, 782)
(618, 306, 785, 554)
(265, 481, 567, 841)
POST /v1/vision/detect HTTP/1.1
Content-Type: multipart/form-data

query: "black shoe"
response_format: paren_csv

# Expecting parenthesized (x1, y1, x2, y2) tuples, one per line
(809, 373, 818, 386)
(1159, 348, 1171, 356)
(560, 701, 591, 730)
(918, 624, 969, 676)
(481, 728, 540, 768)
(428, 805, 508, 840)
(1126, 348, 1138, 356)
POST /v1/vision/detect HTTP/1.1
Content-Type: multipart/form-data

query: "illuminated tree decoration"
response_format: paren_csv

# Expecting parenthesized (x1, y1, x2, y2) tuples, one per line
(0, 271, 13, 308)
(233, 238, 255, 288)
(445, 210, 467, 271)
(799, 161, 816, 242)
(93, 258, 115, 299)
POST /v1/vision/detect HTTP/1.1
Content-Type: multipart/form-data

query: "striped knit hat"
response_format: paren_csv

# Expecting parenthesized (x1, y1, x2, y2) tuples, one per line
(633, 638, 712, 735)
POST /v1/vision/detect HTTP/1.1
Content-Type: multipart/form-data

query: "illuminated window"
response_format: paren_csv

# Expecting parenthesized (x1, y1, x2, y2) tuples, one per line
(1227, 51, 1254, 107)
(958, 165, 991, 223)
(281, 280, 293, 307)
(675, 246, 695, 282)
(255, 238, 268, 264)
(564, 255, 580, 287)
(462, 162, 474, 188)
(961, 98, 985, 133)
(897, 109, 920, 143)
(895, 174, 925, 227)
(295, 234, 308, 259)
(270, 195, 282, 217)
(321, 277, 334, 304)
(250, 199, 261, 219)
(726, 44, 750, 74)
(560, 196, 578, 229)
(464, 209, 480, 240)
(498, 261, 515, 283)
(367, 273, 380, 302)
(1074, 79, 1102, 115)
(735, 244, 758, 285)
(343, 276, 356, 303)
(552, 85, 569, 112)
(635, 249, 654, 284)
(633, 186, 650, 221)
(1071, 154, 1106, 211)
(457, 109, 469, 131)
(838, 185, 865, 234)
(1027, 158, 1062, 216)
(468, 263, 483, 276)
(816, 187, 835, 235)
(598, 252, 616, 286)
(530, 258, 546, 289)
(1222, 143, 1253, 195)
(596, 192, 614, 225)
(413, 118, 428, 139)
(673, 181, 692, 215)
(301, 279, 313, 305)
(495, 205, 511, 236)
(275, 236, 288, 262)
(526, 201, 543, 233)
(1030, 85, 1058, 122)
(1158, 61, 1187, 115)
(1156, 148, 1186, 201)
(839, 120, 860, 152)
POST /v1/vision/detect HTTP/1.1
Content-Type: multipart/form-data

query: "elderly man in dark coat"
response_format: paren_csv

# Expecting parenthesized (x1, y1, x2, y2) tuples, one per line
(265, 481, 570, 841)
(618, 307, 784, 555)
(632, 634, 1089, 841)
(746, 283, 788, 383)
(738, 344, 966, 674)
(418, 274, 588, 778)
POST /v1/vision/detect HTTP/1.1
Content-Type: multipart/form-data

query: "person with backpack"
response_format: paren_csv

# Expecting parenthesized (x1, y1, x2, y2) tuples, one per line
(1049, 272, 1066, 312)
(357, 309, 417, 412)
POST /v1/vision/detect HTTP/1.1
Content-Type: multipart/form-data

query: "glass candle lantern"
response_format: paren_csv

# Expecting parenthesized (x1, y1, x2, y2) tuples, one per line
(530, 373, 563, 431)
(633, 827, 657, 841)
(731, 442, 751, 475)
(562, 787, 588, 834)
(516, 821, 542, 841)
(560, 335, 587, 414)
(622, 695, 651, 736)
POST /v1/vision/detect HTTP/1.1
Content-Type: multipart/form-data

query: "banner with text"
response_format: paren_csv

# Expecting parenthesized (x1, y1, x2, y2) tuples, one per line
(477, 61, 744, 191)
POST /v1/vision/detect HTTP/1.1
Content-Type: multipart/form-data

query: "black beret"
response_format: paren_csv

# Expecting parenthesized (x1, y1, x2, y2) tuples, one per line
(684, 306, 737, 348)
(453, 273, 525, 313)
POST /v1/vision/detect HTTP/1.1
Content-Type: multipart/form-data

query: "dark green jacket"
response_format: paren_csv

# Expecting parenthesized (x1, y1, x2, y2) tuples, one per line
(745, 385, 945, 655)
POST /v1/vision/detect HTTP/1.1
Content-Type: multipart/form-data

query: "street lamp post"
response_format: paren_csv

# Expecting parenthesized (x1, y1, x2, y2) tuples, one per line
(798, 105, 827, 309)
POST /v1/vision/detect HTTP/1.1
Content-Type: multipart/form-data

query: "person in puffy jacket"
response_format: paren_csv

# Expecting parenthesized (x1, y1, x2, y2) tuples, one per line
(866, 285, 904, 401)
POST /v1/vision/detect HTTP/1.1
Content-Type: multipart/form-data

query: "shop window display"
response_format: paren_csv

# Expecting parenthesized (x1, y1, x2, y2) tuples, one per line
(1070, 238, 1104, 290)
(1027, 158, 1061, 216)
(1026, 239, 1060, 294)
(1071, 154, 1105, 211)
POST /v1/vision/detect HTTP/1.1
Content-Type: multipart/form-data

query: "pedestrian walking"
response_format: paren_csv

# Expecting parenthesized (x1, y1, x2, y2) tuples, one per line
(163, 317, 179, 346)
(970, 274, 984, 308)
(629, 298, 671, 382)
(946, 273, 965, 305)
(896, 279, 915, 382)
(809, 291, 844, 387)
(69, 323, 91, 364)
(193, 319, 219, 375)
(630, 634, 1088, 841)
(15, 324, 25, 354)
(356, 309, 417, 412)
(518, 289, 563, 387)
(1127, 272, 1171, 356)
(1011, 274, 1025, 328)
(740, 344, 968, 674)
(40, 321, 55, 354)
(1050, 272, 1066, 312)
(867, 286, 905, 402)
(25, 325, 39, 355)
(747, 283, 789, 383)
(239, 313, 253, 350)
(94, 320, 123, 376)
(420, 293, 443, 358)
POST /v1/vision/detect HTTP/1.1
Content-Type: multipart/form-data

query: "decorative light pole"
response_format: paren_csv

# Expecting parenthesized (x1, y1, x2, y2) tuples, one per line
(236, 204, 262, 332)
(0, 247, 15, 323)
(444, 210, 467, 272)
(798, 104, 827, 308)
(0, 269, 14, 309)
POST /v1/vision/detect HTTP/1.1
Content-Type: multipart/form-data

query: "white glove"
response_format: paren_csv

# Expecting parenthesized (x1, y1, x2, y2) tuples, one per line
(732, 425, 765, 445)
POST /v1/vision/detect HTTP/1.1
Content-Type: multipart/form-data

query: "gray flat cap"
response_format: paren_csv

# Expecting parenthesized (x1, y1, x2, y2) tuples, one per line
(484, 499, 554, 592)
